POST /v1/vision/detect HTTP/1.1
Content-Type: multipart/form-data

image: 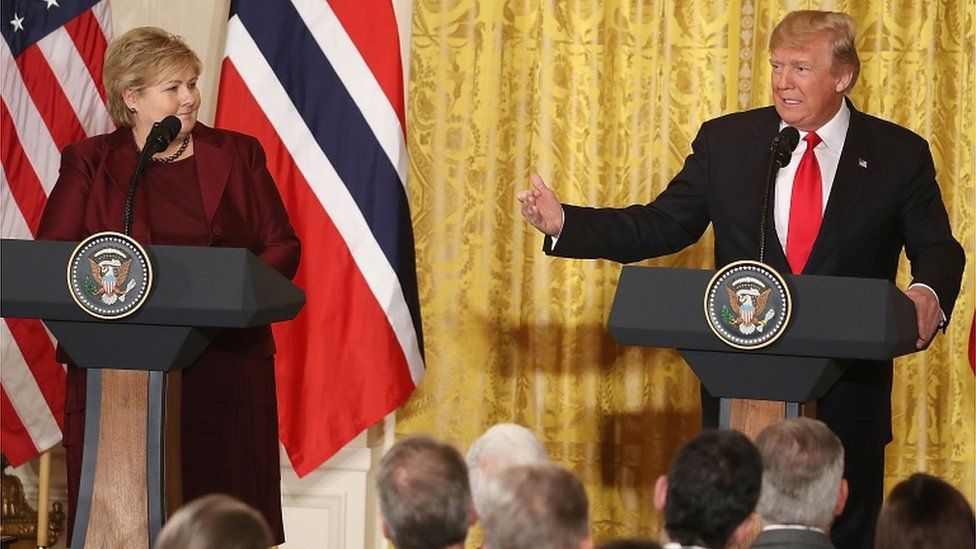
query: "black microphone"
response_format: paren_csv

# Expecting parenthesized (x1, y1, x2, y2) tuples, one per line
(770, 126, 800, 168)
(758, 126, 800, 263)
(123, 116, 183, 235)
(141, 115, 182, 158)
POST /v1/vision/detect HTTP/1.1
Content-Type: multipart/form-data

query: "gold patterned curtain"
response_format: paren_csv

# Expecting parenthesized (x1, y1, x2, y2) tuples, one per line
(400, 0, 974, 542)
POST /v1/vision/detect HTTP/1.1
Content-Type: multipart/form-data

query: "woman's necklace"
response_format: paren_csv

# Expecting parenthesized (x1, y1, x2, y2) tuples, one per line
(138, 133, 191, 163)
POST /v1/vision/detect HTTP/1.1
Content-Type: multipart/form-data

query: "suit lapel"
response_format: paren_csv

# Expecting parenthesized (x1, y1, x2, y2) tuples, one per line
(190, 125, 231, 224)
(803, 104, 871, 274)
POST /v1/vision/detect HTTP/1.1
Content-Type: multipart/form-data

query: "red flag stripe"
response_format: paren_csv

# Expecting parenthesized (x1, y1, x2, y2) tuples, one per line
(1, 42, 62, 191)
(0, 100, 48, 236)
(15, 46, 87, 151)
(0, 390, 37, 466)
(5, 318, 65, 431)
(35, 28, 115, 138)
(64, 10, 109, 102)
(0, 319, 61, 467)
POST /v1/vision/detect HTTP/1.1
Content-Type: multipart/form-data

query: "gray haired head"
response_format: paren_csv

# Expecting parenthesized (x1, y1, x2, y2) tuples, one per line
(755, 418, 845, 528)
(480, 463, 590, 549)
(466, 423, 549, 516)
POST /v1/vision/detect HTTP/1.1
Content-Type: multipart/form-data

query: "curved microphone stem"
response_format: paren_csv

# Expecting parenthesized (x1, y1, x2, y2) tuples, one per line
(758, 155, 779, 264)
(123, 150, 151, 236)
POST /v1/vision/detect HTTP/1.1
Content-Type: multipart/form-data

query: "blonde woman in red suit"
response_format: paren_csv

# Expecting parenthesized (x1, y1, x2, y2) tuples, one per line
(37, 27, 300, 544)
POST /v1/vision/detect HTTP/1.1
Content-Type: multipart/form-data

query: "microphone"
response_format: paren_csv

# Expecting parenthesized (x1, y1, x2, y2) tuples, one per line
(141, 115, 182, 158)
(123, 116, 183, 235)
(758, 126, 800, 263)
(770, 126, 800, 168)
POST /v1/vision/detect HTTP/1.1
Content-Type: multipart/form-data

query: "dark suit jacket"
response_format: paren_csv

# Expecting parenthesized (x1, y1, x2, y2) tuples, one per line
(547, 102, 965, 454)
(751, 528, 835, 549)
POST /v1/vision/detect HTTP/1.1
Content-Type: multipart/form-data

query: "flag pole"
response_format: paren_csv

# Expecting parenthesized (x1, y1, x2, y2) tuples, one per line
(36, 449, 52, 548)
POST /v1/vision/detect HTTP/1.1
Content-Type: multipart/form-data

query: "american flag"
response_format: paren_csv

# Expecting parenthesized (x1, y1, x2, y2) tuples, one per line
(216, 0, 424, 476)
(1, 0, 113, 467)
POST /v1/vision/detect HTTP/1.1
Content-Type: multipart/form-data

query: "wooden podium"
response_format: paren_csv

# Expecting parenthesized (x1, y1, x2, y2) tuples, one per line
(1, 239, 305, 548)
(607, 265, 918, 438)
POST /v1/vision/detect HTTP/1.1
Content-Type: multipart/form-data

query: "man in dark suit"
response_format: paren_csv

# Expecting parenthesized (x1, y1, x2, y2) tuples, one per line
(752, 418, 847, 549)
(517, 10, 965, 549)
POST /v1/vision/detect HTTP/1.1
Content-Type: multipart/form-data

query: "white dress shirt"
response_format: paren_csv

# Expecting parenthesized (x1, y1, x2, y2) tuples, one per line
(774, 102, 850, 252)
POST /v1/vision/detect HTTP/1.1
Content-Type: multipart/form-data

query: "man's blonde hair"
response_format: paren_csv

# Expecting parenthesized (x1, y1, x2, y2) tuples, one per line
(103, 26, 202, 127)
(770, 10, 860, 93)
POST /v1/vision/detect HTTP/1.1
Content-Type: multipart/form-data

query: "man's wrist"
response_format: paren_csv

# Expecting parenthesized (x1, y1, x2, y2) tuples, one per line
(908, 282, 946, 326)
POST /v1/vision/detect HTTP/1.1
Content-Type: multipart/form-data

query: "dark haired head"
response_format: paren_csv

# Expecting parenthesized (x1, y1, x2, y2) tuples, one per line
(659, 430, 762, 548)
(875, 473, 975, 549)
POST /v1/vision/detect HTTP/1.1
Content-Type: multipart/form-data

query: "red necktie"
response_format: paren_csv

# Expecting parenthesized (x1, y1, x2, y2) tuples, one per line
(786, 132, 823, 274)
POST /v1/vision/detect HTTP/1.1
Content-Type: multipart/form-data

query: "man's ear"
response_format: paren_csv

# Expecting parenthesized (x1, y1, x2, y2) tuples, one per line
(833, 67, 854, 93)
(654, 475, 668, 511)
(579, 535, 594, 549)
(730, 512, 759, 548)
(469, 503, 478, 526)
(835, 478, 849, 517)
(381, 517, 391, 541)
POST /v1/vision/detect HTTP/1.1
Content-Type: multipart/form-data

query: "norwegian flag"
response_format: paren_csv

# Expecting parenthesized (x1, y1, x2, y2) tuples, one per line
(216, 0, 424, 476)
(0, 0, 114, 466)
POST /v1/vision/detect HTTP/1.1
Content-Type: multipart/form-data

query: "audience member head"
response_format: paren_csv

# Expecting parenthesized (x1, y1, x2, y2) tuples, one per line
(480, 463, 592, 549)
(376, 435, 473, 549)
(153, 494, 272, 549)
(466, 423, 549, 516)
(755, 418, 847, 531)
(874, 473, 975, 549)
(653, 430, 762, 548)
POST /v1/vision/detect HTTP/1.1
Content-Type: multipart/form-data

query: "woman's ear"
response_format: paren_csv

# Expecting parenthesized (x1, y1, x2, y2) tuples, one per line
(122, 88, 139, 111)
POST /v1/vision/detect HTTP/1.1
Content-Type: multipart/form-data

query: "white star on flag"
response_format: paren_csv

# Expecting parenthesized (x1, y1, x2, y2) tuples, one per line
(10, 13, 25, 31)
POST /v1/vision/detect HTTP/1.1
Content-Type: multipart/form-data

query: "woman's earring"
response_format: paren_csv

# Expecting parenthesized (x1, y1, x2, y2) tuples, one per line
(129, 107, 136, 113)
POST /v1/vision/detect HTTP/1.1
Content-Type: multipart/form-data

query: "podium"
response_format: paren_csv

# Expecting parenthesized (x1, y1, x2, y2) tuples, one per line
(0, 238, 305, 549)
(607, 266, 918, 433)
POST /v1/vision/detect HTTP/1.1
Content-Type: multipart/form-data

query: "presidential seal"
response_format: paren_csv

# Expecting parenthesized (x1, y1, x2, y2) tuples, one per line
(67, 232, 153, 319)
(703, 260, 791, 350)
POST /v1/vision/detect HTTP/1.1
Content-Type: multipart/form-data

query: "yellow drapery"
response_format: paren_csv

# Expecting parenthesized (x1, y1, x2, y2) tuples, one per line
(400, 0, 974, 541)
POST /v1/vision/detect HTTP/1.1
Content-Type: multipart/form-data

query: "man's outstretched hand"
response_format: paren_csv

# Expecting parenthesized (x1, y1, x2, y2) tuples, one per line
(516, 173, 564, 237)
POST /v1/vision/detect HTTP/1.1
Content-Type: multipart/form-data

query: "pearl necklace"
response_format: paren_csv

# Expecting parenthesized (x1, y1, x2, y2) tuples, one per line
(140, 133, 191, 163)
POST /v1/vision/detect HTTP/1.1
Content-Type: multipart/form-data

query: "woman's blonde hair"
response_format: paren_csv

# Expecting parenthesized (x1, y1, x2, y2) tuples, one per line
(769, 10, 860, 93)
(103, 26, 202, 127)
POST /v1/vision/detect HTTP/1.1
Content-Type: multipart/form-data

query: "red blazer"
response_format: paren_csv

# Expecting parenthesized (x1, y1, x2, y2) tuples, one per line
(37, 122, 301, 358)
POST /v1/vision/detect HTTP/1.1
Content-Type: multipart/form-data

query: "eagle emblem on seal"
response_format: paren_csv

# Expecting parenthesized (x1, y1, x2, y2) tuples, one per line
(85, 248, 137, 305)
(725, 284, 775, 335)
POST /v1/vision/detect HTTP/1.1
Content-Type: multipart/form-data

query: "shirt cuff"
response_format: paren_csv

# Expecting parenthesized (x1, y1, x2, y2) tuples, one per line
(549, 209, 566, 248)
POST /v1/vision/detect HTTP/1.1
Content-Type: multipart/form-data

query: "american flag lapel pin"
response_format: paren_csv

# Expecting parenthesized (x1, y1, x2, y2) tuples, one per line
(858, 158, 868, 168)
